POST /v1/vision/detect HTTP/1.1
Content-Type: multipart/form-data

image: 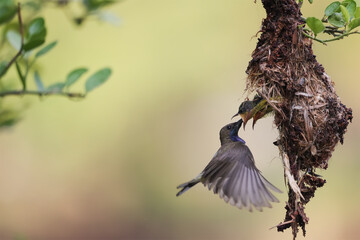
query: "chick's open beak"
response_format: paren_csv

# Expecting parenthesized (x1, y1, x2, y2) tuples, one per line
(241, 112, 252, 129)
(252, 112, 262, 129)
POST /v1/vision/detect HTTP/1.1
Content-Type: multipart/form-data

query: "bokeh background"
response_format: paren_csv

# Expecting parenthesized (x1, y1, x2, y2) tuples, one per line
(0, 0, 359, 239)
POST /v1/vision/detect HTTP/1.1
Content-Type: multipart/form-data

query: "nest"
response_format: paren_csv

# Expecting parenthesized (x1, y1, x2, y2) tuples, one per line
(245, 0, 352, 239)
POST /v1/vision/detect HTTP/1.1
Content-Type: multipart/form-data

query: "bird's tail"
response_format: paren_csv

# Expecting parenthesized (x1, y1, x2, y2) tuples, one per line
(176, 175, 201, 197)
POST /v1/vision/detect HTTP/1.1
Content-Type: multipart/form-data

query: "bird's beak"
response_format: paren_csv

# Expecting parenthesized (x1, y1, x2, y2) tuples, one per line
(252, 118, 258, 129)
(241, 112, 252, 130)
(252, 113, 260, 129)
(231, 112, 239, 119)
(252, 110, 266, 129)
(234, 119, 243, 132)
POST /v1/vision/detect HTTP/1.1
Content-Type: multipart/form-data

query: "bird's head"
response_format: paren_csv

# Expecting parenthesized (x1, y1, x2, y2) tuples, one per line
(220, 120, 245, 145)
(231, 101, 255, 127)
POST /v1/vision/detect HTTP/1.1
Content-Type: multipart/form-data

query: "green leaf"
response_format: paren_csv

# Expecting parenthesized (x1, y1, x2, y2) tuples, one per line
(34, 71, 44, 91)
(6, 30, 21, 51)
(0, 109, 20, 128)
(0, 0, 16, 5)
(24, 18, 47, 51)
(35, 41, 57, 58)
(47, 82, 65, 92)
(83, 0, 116, 11)
(96, 11, 121, 26)
(329, 12, 346, 27)
(28, 18, 45, 36)
(346, 0, 357, 18)
(15, 61, 26, 90)
(355, 7, 360, 18)
(342, 0, 355, 5)
(306, 17, 325, 35)
(340, 5, 350, 23)
(65, 68, 88, 88)
(85, 68, 111, 93)
(0, 0, 16, 25)
(24, 39, 46, 51)
(342, 0, 357, 6)
(349, 17, 360, 30)
(325, 2, 341, 16)
(308, 0, 313, 3)
(0, 61, 8, 78)
(23, 1, 41, 11)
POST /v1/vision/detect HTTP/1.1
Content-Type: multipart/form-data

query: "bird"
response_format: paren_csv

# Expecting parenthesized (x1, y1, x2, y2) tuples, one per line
(232, 95, 273, 129)
(176, 119, 281, 211)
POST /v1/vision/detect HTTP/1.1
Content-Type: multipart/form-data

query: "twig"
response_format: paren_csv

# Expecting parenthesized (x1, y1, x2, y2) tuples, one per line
(302, 30, 360, 45)
(302, 32, 327, 45)
(1, 3, 24, 77)
(323, 26, 344, 36)
(322, 31, 360, 42)
(0, 90, 86, 98)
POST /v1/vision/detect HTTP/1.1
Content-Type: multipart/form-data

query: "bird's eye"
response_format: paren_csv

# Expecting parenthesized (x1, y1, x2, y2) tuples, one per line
(226, 125, 232, 130)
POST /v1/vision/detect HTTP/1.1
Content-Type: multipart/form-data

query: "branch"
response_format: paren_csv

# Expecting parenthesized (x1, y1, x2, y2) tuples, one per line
(0, 90, 86, 98)
(301, 31, 327, 45)
(302, 30, 360, 45)
(1, 3, 24, 77)
(323, 26, 344, 36)
(322, 31, 360, 43)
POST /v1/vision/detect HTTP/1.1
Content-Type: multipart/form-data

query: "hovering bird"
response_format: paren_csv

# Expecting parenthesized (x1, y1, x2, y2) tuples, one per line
(176, 119, 281, 211)
(232, 95, 273, 129)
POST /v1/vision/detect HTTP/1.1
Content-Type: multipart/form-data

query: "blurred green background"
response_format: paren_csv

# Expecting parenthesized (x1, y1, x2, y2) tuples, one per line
(0, 0, 359, 239)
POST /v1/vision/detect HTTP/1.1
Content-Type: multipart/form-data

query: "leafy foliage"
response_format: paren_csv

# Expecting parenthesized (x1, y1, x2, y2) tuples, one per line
(306, 17, 325, 35)
(302, 0, 360, 43)
(65, 68, 88, 88)
(0, 0, 117, 128)
(85, 68, 112, 93)
(0, 0, 16, 24)
(24, 18, 47, 51)
(35, 41, 57, 58)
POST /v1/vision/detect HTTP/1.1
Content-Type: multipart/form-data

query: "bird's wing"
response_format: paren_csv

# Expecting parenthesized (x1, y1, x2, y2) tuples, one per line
(201, 142, 281, 211)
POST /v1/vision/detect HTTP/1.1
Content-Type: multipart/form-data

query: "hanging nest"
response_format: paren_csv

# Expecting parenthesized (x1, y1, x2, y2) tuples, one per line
(245, 0, 352, 239)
